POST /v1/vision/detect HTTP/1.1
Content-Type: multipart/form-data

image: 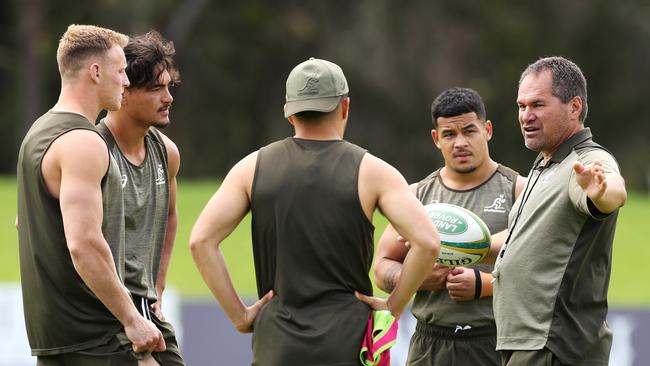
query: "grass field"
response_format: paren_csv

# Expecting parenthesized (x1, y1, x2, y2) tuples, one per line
(2, 176, 649, 306)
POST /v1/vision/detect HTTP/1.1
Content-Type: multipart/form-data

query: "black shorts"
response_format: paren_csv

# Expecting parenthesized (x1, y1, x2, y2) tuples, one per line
(500, 349, 561, 366)
(406, 321, 500, 366)
(36, 336, 135, 366)
(37, 295, 185, 366)
(127, 295, 186, 366)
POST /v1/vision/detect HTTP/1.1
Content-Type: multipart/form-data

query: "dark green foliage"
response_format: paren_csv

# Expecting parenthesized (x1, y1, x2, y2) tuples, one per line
(2, 0, 649, 189)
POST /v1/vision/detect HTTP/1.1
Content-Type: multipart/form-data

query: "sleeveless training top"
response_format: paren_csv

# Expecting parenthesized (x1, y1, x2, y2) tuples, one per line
(411, 165, 518, 327)
(97, 120, 169, 301)
(250, 137, 374, 366)
(17, 111, 125, 355)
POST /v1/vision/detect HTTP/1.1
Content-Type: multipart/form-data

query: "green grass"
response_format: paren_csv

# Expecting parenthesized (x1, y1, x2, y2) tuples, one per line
(2, 176, 648, 306)
(172, 179, 390, 299)
(172, 178, 256, 298)
(608, 191, 650, 307)
(0, 176, 18, 281)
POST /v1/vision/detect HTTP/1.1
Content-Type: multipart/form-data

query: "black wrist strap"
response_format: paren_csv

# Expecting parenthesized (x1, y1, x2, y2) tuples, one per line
(474, 269, 482, 300)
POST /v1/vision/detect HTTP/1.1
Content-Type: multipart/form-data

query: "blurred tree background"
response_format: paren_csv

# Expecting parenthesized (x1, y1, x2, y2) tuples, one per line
(1, 0, 649, 189)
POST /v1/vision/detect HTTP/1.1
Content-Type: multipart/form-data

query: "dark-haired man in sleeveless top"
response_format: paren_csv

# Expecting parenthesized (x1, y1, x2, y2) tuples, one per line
(374, 87, 525, 366)
(99, 30, 184, 366)
(190, 57, 441, 365)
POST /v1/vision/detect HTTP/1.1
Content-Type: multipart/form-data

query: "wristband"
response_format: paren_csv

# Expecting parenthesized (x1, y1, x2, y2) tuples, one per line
(473, 269, 482, 300)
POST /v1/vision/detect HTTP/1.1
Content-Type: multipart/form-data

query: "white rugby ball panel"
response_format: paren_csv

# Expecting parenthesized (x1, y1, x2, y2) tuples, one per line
(423, 202, 491, 266)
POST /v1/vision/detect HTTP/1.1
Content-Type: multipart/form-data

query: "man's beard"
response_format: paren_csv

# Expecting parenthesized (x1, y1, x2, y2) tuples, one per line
(452, 165, 477, 174)
(153, 121, 170, 129)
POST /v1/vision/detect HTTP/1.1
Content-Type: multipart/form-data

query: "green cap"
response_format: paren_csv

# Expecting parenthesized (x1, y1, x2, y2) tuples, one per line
(284, 57, 349, 118)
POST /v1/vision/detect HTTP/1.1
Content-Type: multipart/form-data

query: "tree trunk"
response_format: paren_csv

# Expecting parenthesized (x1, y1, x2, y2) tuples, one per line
(16, 0, 46, 137)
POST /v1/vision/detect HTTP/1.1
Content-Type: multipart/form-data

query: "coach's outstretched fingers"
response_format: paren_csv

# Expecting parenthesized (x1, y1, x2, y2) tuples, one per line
(573, 159, 626, 213)
(573, 160, 607, 200)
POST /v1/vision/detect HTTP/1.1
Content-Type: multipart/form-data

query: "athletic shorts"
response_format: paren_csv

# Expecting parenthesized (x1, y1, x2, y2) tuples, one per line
(500, 349, 562, 366)
(128, 295, 186, 366)
(37, 295, 185, 366)
(36, 336, 135, 366)
(406, 321, 500, 366)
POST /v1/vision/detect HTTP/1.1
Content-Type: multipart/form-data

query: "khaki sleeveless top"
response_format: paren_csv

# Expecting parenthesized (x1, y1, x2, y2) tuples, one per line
(97, 120, 169, 301)
(411, 165, 518, 327)
(17, 111, 125, 355)
(250, 137, 374, 365)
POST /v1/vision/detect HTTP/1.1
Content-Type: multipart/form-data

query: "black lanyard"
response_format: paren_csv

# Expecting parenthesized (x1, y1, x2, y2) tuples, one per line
(497, 160, 551, 260)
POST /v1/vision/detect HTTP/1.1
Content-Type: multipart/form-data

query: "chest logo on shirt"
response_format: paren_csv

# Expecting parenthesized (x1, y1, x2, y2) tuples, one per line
(484, 194, 506, 213)
(155, 164, 166, 185)
(539, 166, 558, 184)
(121, 174, 128, 188)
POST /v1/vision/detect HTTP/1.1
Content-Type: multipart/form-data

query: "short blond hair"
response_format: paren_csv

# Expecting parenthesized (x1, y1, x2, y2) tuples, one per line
(56, 24, 129, 77)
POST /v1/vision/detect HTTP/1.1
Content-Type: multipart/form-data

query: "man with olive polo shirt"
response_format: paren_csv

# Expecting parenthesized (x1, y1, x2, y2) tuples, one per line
(493, 56, 627, 366)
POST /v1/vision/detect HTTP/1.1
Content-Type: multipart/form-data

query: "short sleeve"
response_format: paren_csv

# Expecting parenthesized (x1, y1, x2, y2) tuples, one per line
(568, 148, 620, 219)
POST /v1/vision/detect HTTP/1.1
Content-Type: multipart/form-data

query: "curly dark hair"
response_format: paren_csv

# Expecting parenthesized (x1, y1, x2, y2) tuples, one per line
(124, 30, 180, 89)
(430, 87, 486, 128)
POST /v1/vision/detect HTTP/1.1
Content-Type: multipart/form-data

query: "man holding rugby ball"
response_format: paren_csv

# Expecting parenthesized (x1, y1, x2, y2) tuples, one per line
(375, 87, 525, 366)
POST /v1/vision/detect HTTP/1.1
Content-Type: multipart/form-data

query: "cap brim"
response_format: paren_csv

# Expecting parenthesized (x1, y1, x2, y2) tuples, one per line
(284, 96, 342, 118)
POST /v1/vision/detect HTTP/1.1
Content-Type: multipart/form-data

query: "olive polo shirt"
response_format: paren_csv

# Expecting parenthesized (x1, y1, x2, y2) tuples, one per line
(493, 128, 620, 365)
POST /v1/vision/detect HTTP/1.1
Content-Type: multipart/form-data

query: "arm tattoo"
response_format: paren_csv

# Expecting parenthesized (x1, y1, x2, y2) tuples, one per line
(383, 263, 401, 292)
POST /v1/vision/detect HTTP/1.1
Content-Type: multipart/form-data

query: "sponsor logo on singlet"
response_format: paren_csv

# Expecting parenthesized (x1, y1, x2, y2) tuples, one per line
(121, 174, 128, 188)
(155, 164, 166, 185)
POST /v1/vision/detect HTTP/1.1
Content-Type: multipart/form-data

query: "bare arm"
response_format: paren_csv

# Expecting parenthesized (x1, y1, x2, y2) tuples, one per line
(374, 222, 408, 293)
(514, 175, 527, 199)
(374, 185, 449, 294)
(47, 130, 164, 352)
(355, 154, 440, 317)
(189, 152, 273, 333)
(152, 134, 181, 319)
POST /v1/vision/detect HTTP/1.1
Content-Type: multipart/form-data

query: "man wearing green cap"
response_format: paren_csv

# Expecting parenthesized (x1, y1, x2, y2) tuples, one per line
(190, 57, 441, 365)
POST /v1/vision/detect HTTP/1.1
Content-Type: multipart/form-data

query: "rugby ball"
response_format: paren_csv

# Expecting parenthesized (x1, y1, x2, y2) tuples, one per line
(423, 202, 491, 267)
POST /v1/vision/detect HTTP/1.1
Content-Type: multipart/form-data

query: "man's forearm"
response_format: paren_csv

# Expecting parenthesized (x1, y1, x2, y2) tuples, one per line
(480, 271, 493, 298)
(483, 229, 507, 264)
(69, 238, 139, 326)
(156, 210, 178, 295)
(377, 261, 401, 293)
(191, 240, 246, 327)
(386, 243, 437, 317)
(590, 175, 627, 213)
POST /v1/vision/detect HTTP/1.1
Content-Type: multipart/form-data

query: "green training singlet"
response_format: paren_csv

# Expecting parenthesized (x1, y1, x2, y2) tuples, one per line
(411, 165, 518, 328)
(17, 111, 125, 356)
(97, 120, 169, 301)
(250, 137, 374, 366)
